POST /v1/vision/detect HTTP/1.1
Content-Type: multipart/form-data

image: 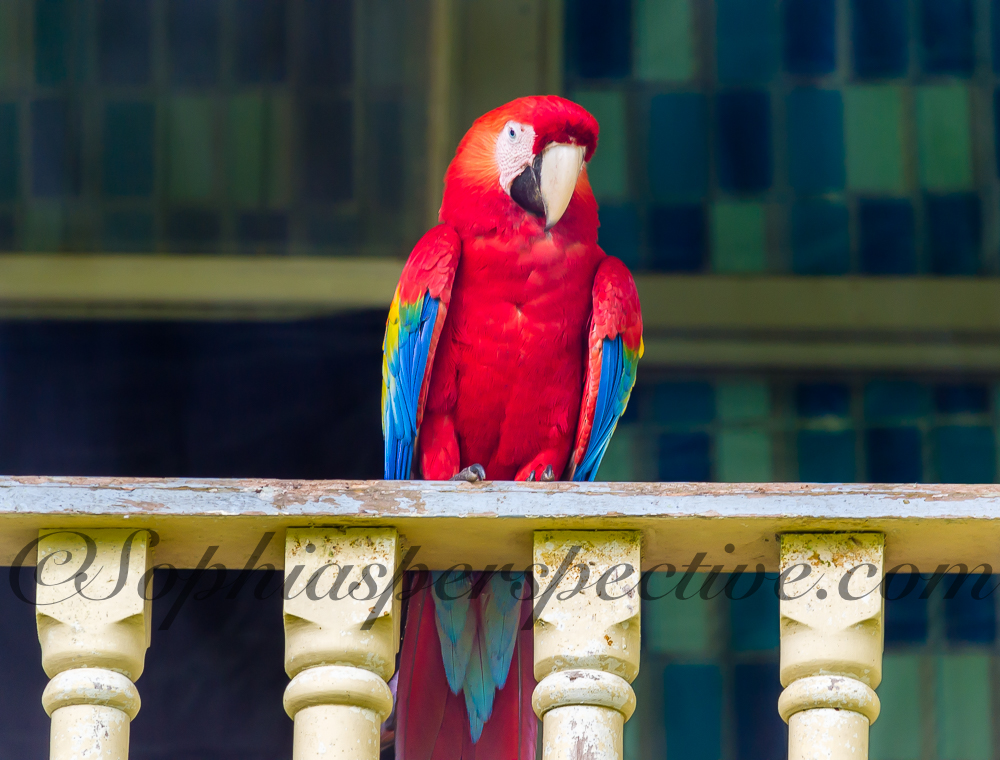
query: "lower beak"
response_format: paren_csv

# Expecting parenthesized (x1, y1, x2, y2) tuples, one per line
(509, 143, 586, 229)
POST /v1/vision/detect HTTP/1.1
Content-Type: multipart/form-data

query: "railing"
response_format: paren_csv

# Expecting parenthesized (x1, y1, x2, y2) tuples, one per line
(7, 476, 999, 760)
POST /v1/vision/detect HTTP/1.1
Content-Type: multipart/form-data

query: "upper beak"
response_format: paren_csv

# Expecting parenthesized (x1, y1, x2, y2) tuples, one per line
(509, 143, 586, 229)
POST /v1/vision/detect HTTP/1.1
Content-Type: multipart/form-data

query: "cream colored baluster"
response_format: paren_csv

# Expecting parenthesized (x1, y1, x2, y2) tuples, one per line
(282, 528, 400, 760)
(36, 528, 153, 760)
(532, 530, 641, 760)
(779, 533, 885, 760)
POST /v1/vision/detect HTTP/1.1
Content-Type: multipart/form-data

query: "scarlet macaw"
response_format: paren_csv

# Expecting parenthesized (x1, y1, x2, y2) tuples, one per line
(383, 95, 643, 760)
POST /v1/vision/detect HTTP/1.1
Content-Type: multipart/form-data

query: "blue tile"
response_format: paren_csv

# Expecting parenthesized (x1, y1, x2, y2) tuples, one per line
(0, 104, 18, 202)
(851, 0, 909, 78)
(935, 427, 996, 483)
(598, 203, 640, 269)
(734, 663, 786, 760)
(31, 99, 79, 197)
(658, 432, 711, 481)
(35, 0, 70, 86)
(944, 575, 997, 644)
(98, 0, 150, 85)
(235, 0, 288, 84)
(167, 209, 220, 250)
(921, 0, 974, 76)
(653, 382, 715, 425)
(663, 664, 722, 760)
(866, 427, 922, 482)
(884, 573, 929, 645)
(798, 431, 856, 482)
(787, 89, 845, 193)
(716, 90, 772, 193)
(649, 93, 708, 200)
(0, 213, 14, 250)
(566, 0, 631, 79)
(783, 0, 836, 75)
(859, 199, 916, 275)
(648, 205, 705, 272)
(927, 194, 981, 276)
(168, 0, 220, 86)
(716, 0, 778, 84)
(104, 211, 153, 252)
(301, 100, 352, 202)
(791, 201, 849, 274)
(865, 381, 931, 420)
(730, 575, 778, 651)
(103, 103, 154, 198)
(796, 382, 850, 417)
(238, 212, 288, 244)
(303, 0, 353, 86)
(934, 384, 990, 414)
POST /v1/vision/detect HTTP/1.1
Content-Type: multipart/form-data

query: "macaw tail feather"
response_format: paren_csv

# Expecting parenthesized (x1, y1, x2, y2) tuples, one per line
(395, 571, 537, 760)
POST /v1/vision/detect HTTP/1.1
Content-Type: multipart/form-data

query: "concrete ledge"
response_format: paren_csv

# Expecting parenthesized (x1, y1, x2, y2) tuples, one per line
(0, 477, 997, 570)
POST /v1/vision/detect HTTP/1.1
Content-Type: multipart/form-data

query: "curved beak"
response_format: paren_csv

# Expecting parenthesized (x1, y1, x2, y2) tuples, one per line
(509, 143, 586, 229)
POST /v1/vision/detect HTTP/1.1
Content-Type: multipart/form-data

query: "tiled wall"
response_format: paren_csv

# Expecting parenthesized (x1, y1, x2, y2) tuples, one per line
(0, 0, 427, 255)
(630, 572, 997, 760)
(567, 0, 1000, 275)
(600, 377, 1000, 483)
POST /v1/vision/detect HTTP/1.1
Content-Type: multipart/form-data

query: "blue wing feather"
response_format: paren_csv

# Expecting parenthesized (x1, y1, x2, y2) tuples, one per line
(573, 336, 635, 481)
(383, 296, 440, 480)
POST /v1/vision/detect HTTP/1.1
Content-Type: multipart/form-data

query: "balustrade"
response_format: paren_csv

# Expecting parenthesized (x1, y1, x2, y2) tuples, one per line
(4, 479, 990, 760)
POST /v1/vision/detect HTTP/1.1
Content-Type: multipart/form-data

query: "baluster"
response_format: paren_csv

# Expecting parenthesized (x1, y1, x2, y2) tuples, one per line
(532, 530, 641, 760)
(35, 528, 153, 760)
(282, 527, 400, 760)
(778, 533, 885, 760)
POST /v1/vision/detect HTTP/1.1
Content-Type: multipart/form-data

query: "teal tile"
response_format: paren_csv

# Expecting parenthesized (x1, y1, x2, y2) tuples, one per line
(937, 654, 992, 760)
(871, 654, 921, 760)
(917, 86, 972, 191)
(717, 381, 770, 422)
(573, 90, 627, 200)
(844, 86, 905, 193)
(644, 576, 711, 654)
(635, 0, 694, 81)
(597, 424, 637, 481)
(717, 430, 773, 482)
(0, 3, 20, 87)
(169, 97, 214, 202)
(711, 202, 766, 273)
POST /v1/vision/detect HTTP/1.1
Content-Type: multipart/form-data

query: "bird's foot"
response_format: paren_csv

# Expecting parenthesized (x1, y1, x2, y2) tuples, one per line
(526, 465, 556, 482)
(451, 464, 486, 483)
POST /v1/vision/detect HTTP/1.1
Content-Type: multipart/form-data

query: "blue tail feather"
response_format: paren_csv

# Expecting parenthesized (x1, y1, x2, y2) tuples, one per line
(480, 573, 523, 687)
(463, 623, 496, 743)
(432, 571, 475, 693)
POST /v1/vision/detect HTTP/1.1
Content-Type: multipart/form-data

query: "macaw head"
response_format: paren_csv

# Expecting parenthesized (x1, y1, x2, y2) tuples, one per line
(439, 95, 599, 237)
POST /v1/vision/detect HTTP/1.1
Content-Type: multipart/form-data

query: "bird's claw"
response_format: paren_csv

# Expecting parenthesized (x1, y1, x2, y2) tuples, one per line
(451, 464, 486, 483)
(528, 465, 556, 482)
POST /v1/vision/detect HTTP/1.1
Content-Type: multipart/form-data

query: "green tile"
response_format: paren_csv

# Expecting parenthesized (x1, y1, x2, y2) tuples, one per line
(227, 94, 264, 205)
(871, 654, 922, 760)
(635, 0, 694, 81)
(169, 97, 214, 202)
(711, 202, 766, 273)
(267, 94, 292, 206)
(844, 86, 904, 193)
(717, 430, 772, 482)
(597, 424, 637, 481)
(644, 577, 711, 653)
(24, 204, 63, 251)
(937, 654, 992, 760)
(916, 86, 972, 191)
(717, 381, 770, 422)
(573, 90, 627, 200)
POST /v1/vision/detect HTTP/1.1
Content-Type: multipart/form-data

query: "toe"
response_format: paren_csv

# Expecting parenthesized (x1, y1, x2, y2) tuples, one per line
(541, 465, 555, 482)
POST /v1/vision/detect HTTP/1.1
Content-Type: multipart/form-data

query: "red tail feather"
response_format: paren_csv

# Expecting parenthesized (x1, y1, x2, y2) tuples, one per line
(397, 581, 538, 760)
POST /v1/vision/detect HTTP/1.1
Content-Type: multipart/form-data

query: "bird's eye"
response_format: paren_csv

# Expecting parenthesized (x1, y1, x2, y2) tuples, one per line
(508, 127, 517, 141)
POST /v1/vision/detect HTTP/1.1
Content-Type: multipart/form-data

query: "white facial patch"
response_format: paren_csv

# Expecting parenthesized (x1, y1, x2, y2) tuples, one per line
(495, 121, 536, 192)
